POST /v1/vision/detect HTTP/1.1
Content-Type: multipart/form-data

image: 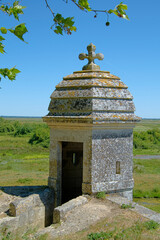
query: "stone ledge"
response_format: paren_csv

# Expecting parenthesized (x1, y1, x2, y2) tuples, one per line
(0, 188, 54, 237)
(53, 196, 88, 223)
(106, 195, 160, 224)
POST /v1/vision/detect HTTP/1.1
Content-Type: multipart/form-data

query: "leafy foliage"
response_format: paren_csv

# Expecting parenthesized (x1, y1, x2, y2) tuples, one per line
(52, 14, 76, 35)
(78, 0, 91, 11)
(0, 117, 50, 148)
(45, 0, 129, 35)
(0, 67, 20, 81)
(88, 231, 113, 240)
(88, 220, 159, 240)
(96, 191, 106, 199)
(121, 203, 134, 209)
(133, 188, 160, 198)
(0, 117, 16, 133)
(143, 220, 159, 230)
(133, 129, 160, 150)
(14, 123, 33, 136)
(28, 128, 50, 148)
(108, 2, 129, 19)
(0, 1, 25, 20)
(0, 1, 27, 82)
(1, 0, 129, 82)
(8, 23, 28, 41)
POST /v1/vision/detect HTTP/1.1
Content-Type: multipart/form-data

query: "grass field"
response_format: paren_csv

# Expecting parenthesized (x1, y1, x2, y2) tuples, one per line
(0, 117, 49, 186)
(0, 134, 49, 186)
(53, 218, 160, 240)
(134, 119, 160, 132)
(0, 117, 160, 214)
(133, 158, 160, 213)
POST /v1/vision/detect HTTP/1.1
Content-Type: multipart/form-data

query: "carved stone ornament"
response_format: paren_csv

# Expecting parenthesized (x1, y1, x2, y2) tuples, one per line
(79, 43, 104, 70)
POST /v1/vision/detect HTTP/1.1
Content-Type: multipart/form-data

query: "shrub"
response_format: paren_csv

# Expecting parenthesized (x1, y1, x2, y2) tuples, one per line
(121, 203, 134, 209)
(14, 123, 33, 136)
(28, 128, 49, 148)
(133, 188, 160, 198)
(133, 129, 160, 150)
(96, 192, 106, 199)
(0, 117, 15, 133)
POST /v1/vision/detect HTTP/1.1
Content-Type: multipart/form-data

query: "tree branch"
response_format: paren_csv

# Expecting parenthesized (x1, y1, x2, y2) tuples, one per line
(44, 0, 55, 17)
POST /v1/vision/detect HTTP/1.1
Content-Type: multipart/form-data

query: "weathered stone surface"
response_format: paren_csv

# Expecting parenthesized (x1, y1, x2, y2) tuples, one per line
(106, 195, 160, 223)
(51, 88, 133, 99)
(53, 196, 88, 223)
(63, 71, 120, 80)
(0, 216, 19, 233)
(47, 69, 140, 123)
(44, 45, 140, 205)
(0, 188, 54, 237)
(56, 79, 127, 89)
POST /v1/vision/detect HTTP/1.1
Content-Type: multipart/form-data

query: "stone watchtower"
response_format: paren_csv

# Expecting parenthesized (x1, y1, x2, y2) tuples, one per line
(43, 43, 140, 206)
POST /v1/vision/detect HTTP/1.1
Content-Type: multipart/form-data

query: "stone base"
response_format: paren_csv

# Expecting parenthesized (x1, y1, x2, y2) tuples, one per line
(0, 188, 54, 237)
(105, 188, 133, 201)
(53, 196, 88, 223)
(119, 189, 133, 201)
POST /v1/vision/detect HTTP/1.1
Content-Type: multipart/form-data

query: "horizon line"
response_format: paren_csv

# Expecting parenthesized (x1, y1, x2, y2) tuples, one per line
(1, 116, 160, 120)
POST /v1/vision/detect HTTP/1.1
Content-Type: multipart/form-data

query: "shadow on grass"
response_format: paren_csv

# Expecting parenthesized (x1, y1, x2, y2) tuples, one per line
(0, 185, 47, 197)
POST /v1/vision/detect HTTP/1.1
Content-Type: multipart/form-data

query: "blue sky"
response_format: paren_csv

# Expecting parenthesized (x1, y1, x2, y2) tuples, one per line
(1, 0, 160, 118)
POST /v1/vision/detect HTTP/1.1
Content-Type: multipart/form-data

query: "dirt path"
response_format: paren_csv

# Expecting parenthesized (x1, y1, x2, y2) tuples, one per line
(36, 197, 148, 240)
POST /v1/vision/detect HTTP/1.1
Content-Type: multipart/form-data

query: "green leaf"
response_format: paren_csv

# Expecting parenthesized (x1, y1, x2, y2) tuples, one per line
(54, 26, 63, 35)
(0, 27, 7, 34)
(0, 1, 26, 20)
(13, 1, 20, 7)
(78, 0, 91, 11)
(54, 14, 63, 23)
(108, 3, 129, 20)
(0, 36, 5, 54)
(53, 14, 76, 35)
(123, 14, 129, 20)
(108, 9, 119, 16)
(0, 67, 20, 81)
(117, 2, 128, 10)
(70, 26, 77, 32)
(62, 17, 75, 27)
(9, 23, 28, 41)
(0, 36, 5, 41)
(0, 42, 5, 54)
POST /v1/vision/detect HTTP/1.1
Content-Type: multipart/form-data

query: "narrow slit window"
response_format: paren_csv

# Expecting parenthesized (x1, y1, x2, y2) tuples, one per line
(116, 161, 120, 174)
(73, 153, 76, 165)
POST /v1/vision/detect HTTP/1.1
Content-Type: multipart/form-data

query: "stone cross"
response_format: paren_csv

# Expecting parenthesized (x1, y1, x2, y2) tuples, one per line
(79, 43, 104, 71)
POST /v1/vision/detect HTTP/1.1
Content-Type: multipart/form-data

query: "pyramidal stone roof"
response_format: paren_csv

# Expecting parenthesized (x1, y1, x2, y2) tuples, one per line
(46, 43, 140, 124)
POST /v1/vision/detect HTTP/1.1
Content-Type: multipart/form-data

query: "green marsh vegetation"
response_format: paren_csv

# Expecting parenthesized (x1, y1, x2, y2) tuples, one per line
(133, 119, 160, 155)
(132, 120, 160, 213)
(87, 220, 160, 240)
(54, 217, 160, 240)
(0, 117, 49, 186)
(133, 158, 160, 213)
(0, 117, 160, 213)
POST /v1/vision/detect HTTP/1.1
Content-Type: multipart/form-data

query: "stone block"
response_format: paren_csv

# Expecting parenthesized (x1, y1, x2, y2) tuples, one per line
(53, 196, 88, 223)
(0, 216, 19, 233)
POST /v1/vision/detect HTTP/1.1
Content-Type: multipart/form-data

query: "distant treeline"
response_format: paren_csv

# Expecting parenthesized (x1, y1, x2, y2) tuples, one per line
(1, 117, 160, 150)
(0, 117, 49, 148)
(133, 129, 160, 150)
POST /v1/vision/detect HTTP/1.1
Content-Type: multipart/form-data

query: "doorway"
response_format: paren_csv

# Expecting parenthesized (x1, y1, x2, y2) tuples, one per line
(62, 142, 83, 203)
